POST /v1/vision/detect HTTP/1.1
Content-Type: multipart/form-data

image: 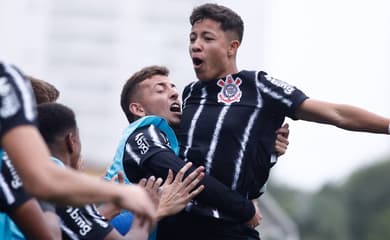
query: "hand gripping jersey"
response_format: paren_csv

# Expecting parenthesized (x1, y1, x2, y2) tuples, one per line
(178, 70, 308, 199)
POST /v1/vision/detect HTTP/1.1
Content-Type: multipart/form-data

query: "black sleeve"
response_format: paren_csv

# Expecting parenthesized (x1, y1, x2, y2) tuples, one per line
(145, 150, 255, 223)
(0, 63, 37, 139)
(0, 153, 31, 213)
(56, 205, 113, 239)
(122, 125, 175, 182)
(258, 71, 308, 120)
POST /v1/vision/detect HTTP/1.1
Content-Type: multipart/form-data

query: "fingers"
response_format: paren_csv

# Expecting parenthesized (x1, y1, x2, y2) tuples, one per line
(140, 176, 163, 190)
(107, 171, 126, 185)
(276, 123, 290, 138)
(182, 166, 204, 188)
(275, 123, 290, 156)
(125, 186, 156, 224)
(251, 200, 261, 228)
(187, 184, 204, 199)
(162, 169, 174, 187)
(275, 141, 288, 156)
(179, 168, 205, 202)
(153, 177, 163, 191)
(138, 178, 147, 187)
(111, 175, 118, 183)
(276, 133, 289, 146)
(117, 171, 125, 184)
(174, 162, 193, 183)
(147, 176, 162, 190)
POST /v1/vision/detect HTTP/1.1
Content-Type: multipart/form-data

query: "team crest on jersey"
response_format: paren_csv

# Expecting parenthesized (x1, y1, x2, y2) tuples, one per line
(217, 75, 242, 104)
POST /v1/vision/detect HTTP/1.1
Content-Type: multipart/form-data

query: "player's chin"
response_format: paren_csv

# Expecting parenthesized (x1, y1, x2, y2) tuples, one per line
(168, 114, 181, 127)
(195, 70, 213, 82)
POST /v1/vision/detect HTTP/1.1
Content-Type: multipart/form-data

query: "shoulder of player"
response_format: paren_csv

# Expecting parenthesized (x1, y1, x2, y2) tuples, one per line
(127, 124, 167, 145)
(0, 63, 29, 90)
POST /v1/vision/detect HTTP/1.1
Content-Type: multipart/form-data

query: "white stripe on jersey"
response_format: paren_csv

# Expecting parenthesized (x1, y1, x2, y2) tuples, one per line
(183, 82, 196, 107)
(4, 64, 35, 121)
(258, 78, 293, 107)
(126, 143, 141, 165)
(0, 174, 15, 204)
(148, 125, 166, 150)
(183, 87, 207, 162)
(85, 204, 109, 228)
(60, 220, 80, 240)
(205, 105, 230, 174)
(270, 154, 278, 163)
(231, 71, 263, 190)
(212, 209, 220, 219)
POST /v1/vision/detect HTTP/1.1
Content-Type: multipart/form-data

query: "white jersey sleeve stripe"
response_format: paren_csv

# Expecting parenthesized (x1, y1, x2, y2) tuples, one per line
(4, 64, 35, 121)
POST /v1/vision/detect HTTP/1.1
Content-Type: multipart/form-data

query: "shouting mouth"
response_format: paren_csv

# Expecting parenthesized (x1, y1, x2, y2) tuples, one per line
(170, 103, 181, 113)
(192, 57, 204, 69)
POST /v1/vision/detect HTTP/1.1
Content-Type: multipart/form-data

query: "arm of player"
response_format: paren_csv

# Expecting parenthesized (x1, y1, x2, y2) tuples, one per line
(145, 151, 256, 223)
(295, 99, 390, 134)
(9, 199, 57, 240)
(140, 162, 205, 221)
(98, 171, 127, 221)
(2, 126, 157, 224)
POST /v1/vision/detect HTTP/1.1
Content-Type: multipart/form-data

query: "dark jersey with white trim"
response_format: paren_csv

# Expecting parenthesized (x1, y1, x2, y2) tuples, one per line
(0, 152, 31, 212)
(56, 204, 113, 240)
(0, 62, 35, 211)
(123, 124, 255, 222)
(178, 70, 308, 199)
(0, 62, 36, 144)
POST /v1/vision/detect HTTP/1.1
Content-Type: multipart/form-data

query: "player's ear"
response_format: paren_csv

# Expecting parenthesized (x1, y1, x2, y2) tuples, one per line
(65, 132, 76, 154)
(129, 102, 146, 118)
(228, 39, 240, 57)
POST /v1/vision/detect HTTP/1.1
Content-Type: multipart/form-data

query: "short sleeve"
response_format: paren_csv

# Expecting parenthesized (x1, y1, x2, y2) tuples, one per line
(124, 125, 171, 167)
(57, 205, 113, 239)
(257, 71, 308, 120)
(0, 63, 37, 139)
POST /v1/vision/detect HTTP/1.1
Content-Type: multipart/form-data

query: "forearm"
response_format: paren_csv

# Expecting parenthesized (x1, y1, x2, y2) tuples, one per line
(10, 199, 55, 240)
(28, 165, 123, 206)
(332, 104, 389, 133)
(147, 152, 255, 222)
(296, 99, 390, 134)
(3, 126, 120, 205)
(196, 174, 255, 222)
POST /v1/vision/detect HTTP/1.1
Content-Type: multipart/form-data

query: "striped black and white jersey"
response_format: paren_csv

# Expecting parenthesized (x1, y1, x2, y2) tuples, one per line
(178, 70, 308, 201)
(56, 204, 113, 240)
(0, 62, 36, 147)
(0, 62, 35, 211)
(0, 152, 31, 212)
(122, 124, 255, 222)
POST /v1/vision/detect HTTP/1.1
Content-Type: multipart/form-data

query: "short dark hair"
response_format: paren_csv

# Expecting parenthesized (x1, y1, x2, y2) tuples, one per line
(37, 103, 77, 145)
(120, 65, 169, 123)
(190, 3, 244, 42)
(27, 76, 60, 104)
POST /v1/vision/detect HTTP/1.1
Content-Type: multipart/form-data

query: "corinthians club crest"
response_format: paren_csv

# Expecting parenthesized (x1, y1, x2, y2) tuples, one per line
(217, 75, 242, 104)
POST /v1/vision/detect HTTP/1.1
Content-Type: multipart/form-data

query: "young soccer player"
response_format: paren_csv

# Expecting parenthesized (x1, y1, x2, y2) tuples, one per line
(158, 4, 390, 240)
